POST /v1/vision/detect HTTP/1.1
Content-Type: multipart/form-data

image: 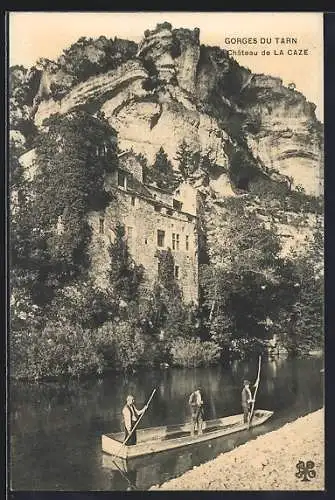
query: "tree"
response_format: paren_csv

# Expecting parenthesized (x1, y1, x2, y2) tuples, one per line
(11, 110, 119, 313)
(277, 224, 323, 354)
(200, 195, 323, 357)
(175, 140, 201, 180)
(108, 222, 144, 307)
(9, 65, 38, 143)
(157, 248, 180, 295)
(151, 147, 178, 190)
(146, 249, 196, 344)
(57, 36, 137, 86)
(201, 199, 283, 343)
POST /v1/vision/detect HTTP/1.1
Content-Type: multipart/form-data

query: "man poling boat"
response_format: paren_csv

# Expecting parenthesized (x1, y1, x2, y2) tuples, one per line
(122, 395, 147, 446)
(188, 386, 204, 437)
(120, 389, 157, 450)
(241, 380, 255, 425)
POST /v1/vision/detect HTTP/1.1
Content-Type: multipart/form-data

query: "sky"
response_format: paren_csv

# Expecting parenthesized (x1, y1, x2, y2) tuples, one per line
(9, 12, 323, 121)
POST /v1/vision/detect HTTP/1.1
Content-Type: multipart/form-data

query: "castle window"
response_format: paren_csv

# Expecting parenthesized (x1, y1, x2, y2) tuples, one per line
(127, 226, 133, 245)
(118, 170, 127, 189)
(186, 235, 189, 251)
(173, 199, 183, 211)
(96, 143, 108, 157)
(174, 265, 179, 279)
(157, 230, 165, 247)
(166, 208, 173, 216)
(144, 238, 148, 244)
(176, 234, 180, 250)
(131, 196, 136, 206)
(172, 233, 176, 250)
(154, 204, 161, 212)
(99, 216, 105, 234)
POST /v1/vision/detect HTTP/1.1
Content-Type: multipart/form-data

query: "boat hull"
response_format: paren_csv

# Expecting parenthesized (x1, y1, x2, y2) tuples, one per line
(101, 409, 273, 459)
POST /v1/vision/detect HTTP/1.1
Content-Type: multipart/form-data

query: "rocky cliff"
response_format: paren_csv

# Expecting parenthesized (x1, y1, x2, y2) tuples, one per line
(25, 22, 322, 198)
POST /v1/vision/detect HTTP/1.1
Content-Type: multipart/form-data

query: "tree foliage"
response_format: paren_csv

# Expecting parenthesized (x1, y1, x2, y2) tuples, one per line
(200, 197, 323, 357)
(9, 65, 38, 143)
(10, 322, 103, 380)
(175, 141, 216, 185)
(11, 110, 119, 311)
(56, 36, 138, 87)
(170, 337, 221, 367)
(276, 224, 323, 354)
(108, 222, 145, 307)
(175, 140, 200, 180)
(150, 147, 179, 191)
(144, 249, 199, 343)
(201, 200, 286, 343)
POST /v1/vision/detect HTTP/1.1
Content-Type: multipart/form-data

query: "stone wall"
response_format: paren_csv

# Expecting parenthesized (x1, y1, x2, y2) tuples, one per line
(88, 186, 199, 304)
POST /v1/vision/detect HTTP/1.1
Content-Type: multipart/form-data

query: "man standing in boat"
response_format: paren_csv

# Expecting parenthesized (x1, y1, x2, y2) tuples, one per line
(122, 394, 147, 446)
(189, 387, 204, 437)
(241, 380, 255, 424)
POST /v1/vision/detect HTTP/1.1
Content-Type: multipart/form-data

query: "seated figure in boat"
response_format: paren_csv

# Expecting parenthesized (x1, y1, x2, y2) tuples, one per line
(122, 394, 147, 445)
(189, 387, 204, 437)
(241, 380, 255, 424)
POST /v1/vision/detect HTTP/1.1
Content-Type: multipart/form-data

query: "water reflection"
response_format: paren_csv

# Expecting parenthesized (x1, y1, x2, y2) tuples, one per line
(10, 357, 323, 491)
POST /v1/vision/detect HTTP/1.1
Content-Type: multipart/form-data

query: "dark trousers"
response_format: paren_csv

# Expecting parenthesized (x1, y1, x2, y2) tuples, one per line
(242, 403, 251, 424)
(124, 425, 137, 446)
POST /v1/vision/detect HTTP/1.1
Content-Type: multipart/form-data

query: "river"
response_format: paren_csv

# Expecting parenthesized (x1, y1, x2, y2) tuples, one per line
(9, 356, 324, 491)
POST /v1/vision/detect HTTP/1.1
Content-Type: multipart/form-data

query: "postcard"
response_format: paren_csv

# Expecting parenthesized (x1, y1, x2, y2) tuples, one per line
(8, 11, 324, 492)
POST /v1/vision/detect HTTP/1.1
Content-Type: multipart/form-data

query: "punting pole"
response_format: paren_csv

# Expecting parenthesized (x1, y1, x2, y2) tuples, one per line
(248, 355, 262, 430)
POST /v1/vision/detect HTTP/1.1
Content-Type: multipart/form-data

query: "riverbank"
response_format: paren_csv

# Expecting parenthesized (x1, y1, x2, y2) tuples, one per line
(151, 408, 324, 491)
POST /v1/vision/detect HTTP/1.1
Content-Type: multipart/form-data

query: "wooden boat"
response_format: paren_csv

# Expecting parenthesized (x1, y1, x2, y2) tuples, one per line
(101, 409, 273, 459)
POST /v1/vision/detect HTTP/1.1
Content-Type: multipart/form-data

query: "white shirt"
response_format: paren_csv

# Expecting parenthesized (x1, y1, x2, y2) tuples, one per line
(189, 390, 203, 406)
(122, 404, 145, 432)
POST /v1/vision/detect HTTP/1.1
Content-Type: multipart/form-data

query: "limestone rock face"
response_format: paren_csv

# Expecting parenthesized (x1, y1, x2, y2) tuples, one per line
(34, 60, 148, 127)
(137, 23, 200, 94)
(111, 88, 231, 168)
(242, 75, 323, 195)
(31, 22, 322, 198)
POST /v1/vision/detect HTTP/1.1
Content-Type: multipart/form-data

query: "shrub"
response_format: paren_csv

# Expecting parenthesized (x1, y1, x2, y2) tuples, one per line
(142, 78, 158, 91)
(170, 337, 221, 368)
(228, 337, 266, 360)
(95, 321, 146, 372)
(10, 322, 103, 380)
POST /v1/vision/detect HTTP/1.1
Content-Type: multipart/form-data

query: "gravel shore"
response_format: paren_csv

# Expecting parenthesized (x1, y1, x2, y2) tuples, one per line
(151, 408, 324, 491)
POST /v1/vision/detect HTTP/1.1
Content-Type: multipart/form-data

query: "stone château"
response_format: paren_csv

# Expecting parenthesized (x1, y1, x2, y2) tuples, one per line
(88, 151, 200, 304)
